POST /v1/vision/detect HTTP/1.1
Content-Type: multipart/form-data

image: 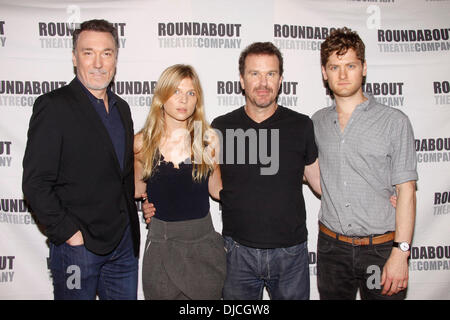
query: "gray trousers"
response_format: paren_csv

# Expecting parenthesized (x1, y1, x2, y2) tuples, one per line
(142, 213, 226, 300)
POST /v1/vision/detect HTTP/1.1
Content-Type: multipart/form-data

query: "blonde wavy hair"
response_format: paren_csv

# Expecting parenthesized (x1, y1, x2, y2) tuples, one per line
(138, 64, 214, 182)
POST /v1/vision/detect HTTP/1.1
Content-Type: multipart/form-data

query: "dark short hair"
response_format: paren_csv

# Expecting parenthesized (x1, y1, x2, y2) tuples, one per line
(72, 19, 119, 51)
(239, 42, 284, 76)
(320, 27, 365, 66)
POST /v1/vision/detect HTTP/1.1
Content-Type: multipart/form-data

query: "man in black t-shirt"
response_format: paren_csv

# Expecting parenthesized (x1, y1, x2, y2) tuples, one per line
(211, 42, 320, 300)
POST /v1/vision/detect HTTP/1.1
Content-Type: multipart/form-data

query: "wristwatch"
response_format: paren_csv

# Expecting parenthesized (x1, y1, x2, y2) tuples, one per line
(393, 241, 410, 252)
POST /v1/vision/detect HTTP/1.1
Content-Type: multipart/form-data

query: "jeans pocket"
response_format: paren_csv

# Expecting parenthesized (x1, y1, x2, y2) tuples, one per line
(281, 241, 307, 256)
(372, 242, 393, 260)
(317, 234, 335, 254)
(223, 236, 237, 254)
(65, 242, 85, 249)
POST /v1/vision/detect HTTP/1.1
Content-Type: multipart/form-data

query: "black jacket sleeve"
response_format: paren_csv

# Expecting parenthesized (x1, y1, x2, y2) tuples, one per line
(22, 94, 79, 244)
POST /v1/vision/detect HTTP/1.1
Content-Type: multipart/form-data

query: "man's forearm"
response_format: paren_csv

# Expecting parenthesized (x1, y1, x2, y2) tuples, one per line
(304, 158, 322, 196)
(394, 180, 416, 244)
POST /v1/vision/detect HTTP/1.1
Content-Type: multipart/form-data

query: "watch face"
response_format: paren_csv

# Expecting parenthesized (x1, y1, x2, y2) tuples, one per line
(399, 242, 410, 251)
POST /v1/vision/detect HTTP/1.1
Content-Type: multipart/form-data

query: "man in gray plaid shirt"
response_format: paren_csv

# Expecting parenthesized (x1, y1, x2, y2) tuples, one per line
(308, 27, 417, 300)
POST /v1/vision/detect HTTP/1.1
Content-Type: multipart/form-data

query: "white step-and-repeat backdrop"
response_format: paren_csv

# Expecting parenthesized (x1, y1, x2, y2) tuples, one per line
(0, 0, 449, 300)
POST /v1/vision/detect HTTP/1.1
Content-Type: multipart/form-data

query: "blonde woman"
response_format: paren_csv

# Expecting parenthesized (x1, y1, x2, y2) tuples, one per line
(134, 64, 225, 300)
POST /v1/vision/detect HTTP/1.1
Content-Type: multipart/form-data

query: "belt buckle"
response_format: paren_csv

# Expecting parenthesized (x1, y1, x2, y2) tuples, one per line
(351, 236, 361, 246)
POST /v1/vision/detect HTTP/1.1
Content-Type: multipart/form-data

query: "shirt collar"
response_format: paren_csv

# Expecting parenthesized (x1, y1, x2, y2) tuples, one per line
(76, 77, 117, 107)
(360, 92, 375, 111)
(329, 92, 375, 113)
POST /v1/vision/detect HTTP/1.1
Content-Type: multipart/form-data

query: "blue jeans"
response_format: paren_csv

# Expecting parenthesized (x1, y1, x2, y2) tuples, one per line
(317, 231, 406, 300)
(222, 236, 310, 300)
(49, 225, 138, 300)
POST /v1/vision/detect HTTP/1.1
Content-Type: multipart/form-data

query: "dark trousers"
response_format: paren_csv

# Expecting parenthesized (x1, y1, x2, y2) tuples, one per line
(317, 231, 406, 300)
(49, 224, 138, 300)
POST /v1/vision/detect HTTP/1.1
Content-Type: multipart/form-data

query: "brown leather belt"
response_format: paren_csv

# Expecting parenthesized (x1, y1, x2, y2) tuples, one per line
(319, 223, 394, 246)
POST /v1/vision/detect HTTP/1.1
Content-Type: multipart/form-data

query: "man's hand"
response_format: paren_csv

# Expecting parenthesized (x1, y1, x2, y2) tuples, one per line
(141, 193, 156, 224)
(66, 230, 84, 246)
(380, 249, 410, 295)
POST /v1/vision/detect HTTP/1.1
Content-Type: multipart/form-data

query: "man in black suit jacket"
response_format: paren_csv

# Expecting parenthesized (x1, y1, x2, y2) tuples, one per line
(22, 19, 140, 300)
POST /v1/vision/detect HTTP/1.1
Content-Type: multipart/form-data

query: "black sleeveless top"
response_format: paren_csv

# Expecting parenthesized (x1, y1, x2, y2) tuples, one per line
(146, 155, 210, 221)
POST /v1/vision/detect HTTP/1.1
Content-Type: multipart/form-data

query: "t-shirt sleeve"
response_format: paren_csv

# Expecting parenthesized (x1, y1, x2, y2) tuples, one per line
(211, 118, 218, 129)
(304, 117, 318, 165)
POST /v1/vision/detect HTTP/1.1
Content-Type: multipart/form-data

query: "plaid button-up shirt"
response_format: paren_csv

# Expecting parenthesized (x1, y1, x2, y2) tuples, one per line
(312, 94, 418, 236)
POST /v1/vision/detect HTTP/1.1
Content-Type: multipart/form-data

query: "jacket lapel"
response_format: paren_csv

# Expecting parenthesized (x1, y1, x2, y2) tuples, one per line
(116, 99, 133, 175)
(67, 79, 124, 176)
